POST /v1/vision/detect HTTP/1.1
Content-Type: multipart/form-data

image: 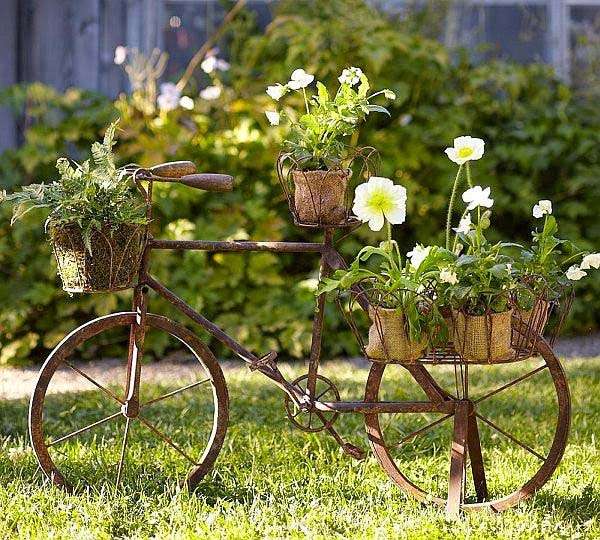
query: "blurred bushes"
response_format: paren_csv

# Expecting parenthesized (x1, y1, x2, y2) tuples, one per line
(1, 0, 599, 364)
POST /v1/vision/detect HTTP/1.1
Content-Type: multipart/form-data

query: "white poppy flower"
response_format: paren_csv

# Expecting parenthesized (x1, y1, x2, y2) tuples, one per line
(265, 110, 280, 126)
(287, 68, 314, 90)
(266, 84, 287, 101)
(581, 252, 600, 270)
(407, 245, 432, 269)
(179, 96, 194, 110)
(566, 265, 587, 281)
(157, 82, 181, 111)
(440, 269, 458, 285)
(200, 85, 222, 100)
(462, 186, 494, 211)
(533, 199, 552, 219)
(352, 176, 407, 232)
(453, 214, 472, 234)
(444, 136, 485, 165)
(338, 67, 363, 86)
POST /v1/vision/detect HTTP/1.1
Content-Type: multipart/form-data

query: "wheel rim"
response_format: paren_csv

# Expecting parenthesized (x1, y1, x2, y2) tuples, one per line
(364, 337, 570, 512)
(29, 312, 229, 492)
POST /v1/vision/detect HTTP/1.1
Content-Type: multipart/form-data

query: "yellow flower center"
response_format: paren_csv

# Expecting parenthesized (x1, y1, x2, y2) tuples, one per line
(366, 189, 394, 213)
(457, 147, 474, 159)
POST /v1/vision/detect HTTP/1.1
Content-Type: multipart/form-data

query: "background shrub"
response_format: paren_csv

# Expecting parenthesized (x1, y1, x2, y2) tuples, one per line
(1, 0, 599, 365)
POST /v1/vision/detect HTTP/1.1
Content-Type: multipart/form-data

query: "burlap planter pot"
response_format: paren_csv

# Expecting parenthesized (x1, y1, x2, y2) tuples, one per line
(365, 306, 428, 363)
(50, 222, 146, 293)
(453, 309, 515, 363)
(291, 169, 350, 225)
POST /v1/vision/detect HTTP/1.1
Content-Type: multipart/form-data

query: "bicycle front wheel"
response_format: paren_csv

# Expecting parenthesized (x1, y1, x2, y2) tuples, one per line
(29, 312, 229, 492)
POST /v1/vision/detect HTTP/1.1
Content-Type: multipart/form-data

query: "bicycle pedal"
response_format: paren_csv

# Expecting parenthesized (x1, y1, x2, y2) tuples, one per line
(343, 443, 367, 461)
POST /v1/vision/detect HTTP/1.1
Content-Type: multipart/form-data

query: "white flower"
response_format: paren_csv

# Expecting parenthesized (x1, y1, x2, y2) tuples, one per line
(383, 89, 396, 100)
(462, 186, 493, 211)
(113, 45, 127, 65)
(265, 110, 280, 126)
(566, 265, 587, 281)
(200, 85, 222, 100)
(266, 84, 287, 101)
(157, 82, 181, 111)
(288, 68, 314, 90)
(352, 177, 407, 232)
(338, 67, 363, 86)
(200, 55, 230, 73)
(533, 199, 552, 219)
(506, 263, 513, 272)
(581, 253, 600, 270)
(179, 96, 194, 110)
(440, 269, 458, 285)
(407, 245, 432, 270)
(453, 214, 472, 234)
(444, 136, 485, 165)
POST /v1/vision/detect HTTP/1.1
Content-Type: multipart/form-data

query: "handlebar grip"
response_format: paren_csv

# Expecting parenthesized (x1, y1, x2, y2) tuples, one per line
(179, 174, 234, 192)
(150, 161, 196, 178)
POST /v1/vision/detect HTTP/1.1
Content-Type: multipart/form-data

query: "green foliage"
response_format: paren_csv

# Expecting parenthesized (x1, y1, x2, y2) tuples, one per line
(268, 68, 394, 169)
(1, 0, 600, 364)
(4, 121, 147, 252)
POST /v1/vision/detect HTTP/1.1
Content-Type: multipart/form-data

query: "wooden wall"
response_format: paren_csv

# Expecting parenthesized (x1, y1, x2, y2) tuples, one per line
(0, 0, 164, 151)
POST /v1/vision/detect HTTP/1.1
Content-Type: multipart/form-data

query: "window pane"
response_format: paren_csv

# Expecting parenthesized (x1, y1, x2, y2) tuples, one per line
(570, 5, 600, 98)
(455, 3, 550, 64)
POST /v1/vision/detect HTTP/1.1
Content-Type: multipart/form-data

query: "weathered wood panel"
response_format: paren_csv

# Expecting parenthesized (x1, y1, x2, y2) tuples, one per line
(71, 0, 101, 91)
(0, 0, 18, 150)
(99, 0, 129, 96)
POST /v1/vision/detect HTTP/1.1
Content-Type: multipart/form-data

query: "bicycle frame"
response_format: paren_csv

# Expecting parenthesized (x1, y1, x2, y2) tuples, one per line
(120, 229, 453, 420)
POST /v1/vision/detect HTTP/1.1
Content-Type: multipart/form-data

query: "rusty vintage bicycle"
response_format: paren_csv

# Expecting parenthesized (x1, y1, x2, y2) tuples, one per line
(29, 162, 571, 516)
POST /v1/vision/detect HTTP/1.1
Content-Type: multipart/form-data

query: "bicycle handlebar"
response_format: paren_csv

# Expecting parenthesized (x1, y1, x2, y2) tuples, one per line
(144, 161, 234, 192)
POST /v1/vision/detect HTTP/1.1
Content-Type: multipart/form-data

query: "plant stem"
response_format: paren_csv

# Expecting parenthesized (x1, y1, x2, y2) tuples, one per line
(386, 220, 392, 252)
(466, 162, 473, 188)
(302, 88, 310, 114)
(445, 164, 463, 250)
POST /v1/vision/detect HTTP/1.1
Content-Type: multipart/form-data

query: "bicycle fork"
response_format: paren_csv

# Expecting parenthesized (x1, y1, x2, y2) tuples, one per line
(122, 285, 148, 418)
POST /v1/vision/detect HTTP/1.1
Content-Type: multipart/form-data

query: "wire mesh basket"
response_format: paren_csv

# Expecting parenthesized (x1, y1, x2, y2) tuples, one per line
(50, 222, 147, 293)
(276, 147, 379, 228)
(337, 277, 573, 365)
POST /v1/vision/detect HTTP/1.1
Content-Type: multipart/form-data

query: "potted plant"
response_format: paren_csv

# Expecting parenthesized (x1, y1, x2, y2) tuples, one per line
(2, 121, 149, 293)
(440, 136, 518, 362)
(513, 198, 600, 336)
(267, 67, 395, 225)
(319, 177, 452, 362)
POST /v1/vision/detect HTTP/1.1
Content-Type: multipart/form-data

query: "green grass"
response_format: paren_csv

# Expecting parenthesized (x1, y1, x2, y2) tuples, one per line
(1, 358, 599, 539)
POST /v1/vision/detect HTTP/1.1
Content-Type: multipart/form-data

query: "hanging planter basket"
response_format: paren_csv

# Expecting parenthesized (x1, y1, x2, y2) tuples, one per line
(276, 147, 379, 228)
(50, 222, 147, 293)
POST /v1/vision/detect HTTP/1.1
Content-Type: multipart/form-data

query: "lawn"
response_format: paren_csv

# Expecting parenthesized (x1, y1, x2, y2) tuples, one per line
(0, 358, 599, 539)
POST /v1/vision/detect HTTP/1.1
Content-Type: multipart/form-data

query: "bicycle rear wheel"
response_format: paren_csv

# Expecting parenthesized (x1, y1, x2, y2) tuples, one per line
(364, 337, 570, 513)
(29, 312, 229, 492)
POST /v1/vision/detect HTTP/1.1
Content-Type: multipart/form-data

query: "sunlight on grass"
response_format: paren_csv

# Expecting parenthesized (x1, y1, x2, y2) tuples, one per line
(1, 359, 599, 539)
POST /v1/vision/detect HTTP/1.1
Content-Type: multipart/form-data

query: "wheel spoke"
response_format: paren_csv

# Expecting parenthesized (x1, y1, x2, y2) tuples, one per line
(116, 418, 132, 487)
(47, 411, 122, 447)
(392, 413, 455, 448)
(140, 378, 211, 408)
(64, 361, 124, 405)
(473, 364, 548, 405)
(475, 412, 546, 461)
(137, 414, 198, 466)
